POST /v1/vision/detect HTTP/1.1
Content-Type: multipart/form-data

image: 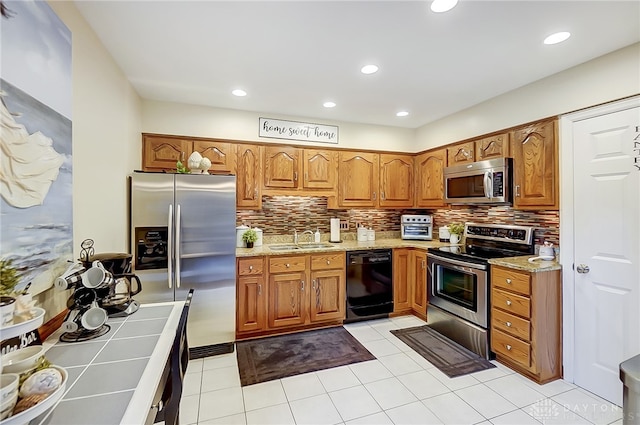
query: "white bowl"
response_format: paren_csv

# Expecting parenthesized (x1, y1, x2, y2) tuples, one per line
(1, 346, 46, 375)
(0, 390, 17, 419)
(0, 373, 19, 415)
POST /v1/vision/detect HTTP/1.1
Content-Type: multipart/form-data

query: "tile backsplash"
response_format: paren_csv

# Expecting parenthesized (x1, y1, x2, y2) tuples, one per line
(236, 196, 559, 247)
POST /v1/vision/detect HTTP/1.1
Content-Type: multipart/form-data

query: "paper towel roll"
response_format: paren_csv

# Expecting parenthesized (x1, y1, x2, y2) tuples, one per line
(330, 218, 341, 242)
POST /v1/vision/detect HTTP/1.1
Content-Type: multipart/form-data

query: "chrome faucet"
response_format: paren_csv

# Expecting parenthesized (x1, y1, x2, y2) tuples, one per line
(296, 230, 315, 245)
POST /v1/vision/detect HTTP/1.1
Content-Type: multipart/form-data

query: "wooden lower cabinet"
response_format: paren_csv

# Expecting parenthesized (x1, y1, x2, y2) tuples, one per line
(236, 257, 266, 334)
(237, 253, 346, 339)
(490, 265, 562, 384)
(392, 248, 427, 319)
(411, 250, 428, 319)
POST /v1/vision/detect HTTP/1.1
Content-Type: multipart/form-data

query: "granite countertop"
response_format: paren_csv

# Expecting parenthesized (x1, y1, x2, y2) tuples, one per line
(236, 236, 450, 257)
(489, 255, 562, 272)
(34, 301, 183, 425)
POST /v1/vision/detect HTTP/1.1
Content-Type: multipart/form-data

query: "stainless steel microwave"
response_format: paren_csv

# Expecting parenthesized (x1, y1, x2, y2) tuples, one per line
(444, 157, 512, 204)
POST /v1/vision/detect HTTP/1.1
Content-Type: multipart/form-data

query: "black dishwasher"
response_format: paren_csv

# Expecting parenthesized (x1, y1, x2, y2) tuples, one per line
(345, 249, 393, 323)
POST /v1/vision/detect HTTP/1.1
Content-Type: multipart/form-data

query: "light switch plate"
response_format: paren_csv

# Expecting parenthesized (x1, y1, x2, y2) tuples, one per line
(340, 220, 349, 230)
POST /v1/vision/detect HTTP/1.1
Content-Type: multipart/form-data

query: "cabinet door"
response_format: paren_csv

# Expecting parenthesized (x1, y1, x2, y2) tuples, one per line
(475, 132, 509, 160)
(379, 154, 414, 208)
(411, 250, 427, 316)
(393, 249, 412, 313)
(142, 135, 191, 171)
(414, 149, 446, 208)
(447, 141, 475, 165)
(303, 149, 337, 190)
(511, 120, 558, 209)
(236, 145, 262, 209)
(194, 140, 236, 174)
(268, 271, 307, 328)
(264, 146, 301, 189)
(237, 275, 266, 333)
(310, 268, 345, 322)
(338, 151, 379, 207)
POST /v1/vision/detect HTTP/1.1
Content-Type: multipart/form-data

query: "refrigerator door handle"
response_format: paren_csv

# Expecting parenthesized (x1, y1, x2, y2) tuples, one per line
(176, 204, 181, 288)
(168, 204, 173, 289)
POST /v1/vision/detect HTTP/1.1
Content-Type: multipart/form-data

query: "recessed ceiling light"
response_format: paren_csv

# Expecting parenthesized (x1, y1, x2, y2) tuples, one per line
(430, 0, 458, 13)
(232, 89, 247, 97)
(396, 111, 409, 117)
(543, 31, 571, 45)
(361, 64, 379, 75)
(323, 101, 336, 108)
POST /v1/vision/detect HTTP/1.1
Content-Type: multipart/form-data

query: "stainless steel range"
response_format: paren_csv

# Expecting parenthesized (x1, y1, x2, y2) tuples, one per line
(426, 223, 534, 359)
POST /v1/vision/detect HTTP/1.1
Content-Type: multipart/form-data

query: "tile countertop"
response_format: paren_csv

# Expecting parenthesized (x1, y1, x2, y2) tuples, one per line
(33, 301, 183, 425)
(488, 255, 562, 273)
(236, 237, 450, 257)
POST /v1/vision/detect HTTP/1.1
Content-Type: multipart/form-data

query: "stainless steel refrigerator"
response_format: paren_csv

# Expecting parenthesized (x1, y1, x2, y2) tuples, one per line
(128, 172, 236, 358)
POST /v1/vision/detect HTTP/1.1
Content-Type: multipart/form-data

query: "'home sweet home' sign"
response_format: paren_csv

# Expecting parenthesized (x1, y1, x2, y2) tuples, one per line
(259, 118, 338, 144)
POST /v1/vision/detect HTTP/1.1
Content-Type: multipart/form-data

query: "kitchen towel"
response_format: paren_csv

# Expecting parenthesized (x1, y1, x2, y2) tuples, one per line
(330, 218, 340, 242)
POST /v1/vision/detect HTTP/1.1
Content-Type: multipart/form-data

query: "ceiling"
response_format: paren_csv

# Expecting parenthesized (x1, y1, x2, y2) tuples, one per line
(74, 1, 640, 129)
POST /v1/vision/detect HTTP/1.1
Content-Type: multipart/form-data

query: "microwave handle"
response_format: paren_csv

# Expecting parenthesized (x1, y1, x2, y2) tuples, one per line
(483, 171, 493, 198)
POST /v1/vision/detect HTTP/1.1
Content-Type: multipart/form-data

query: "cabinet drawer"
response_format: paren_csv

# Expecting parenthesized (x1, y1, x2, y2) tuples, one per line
(311, 253, 345, 271)
(238, 257, 264, 276)
(492, 267, 531, 295)
(491, 328, 531, 368)
(492, 288, 530, 318)
(269, 255, 307, 273)
(491, 308, 530, 341)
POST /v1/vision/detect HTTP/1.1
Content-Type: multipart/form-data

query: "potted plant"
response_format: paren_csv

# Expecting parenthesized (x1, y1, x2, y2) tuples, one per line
(242, 229, 258, 248)
(448, 223, 465, 244)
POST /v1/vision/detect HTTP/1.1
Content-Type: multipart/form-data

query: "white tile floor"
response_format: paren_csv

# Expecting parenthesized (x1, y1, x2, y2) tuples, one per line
(179, 316, 623, 425)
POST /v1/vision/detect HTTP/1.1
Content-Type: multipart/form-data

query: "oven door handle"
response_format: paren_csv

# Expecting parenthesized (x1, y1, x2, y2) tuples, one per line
(428, 254, 487, 271)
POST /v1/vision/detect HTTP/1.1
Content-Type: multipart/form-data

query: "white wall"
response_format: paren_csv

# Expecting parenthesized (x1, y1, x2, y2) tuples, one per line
(415, 43, 640, 149)
(48, 1, 142, 258)
(142, 100, 415, 152)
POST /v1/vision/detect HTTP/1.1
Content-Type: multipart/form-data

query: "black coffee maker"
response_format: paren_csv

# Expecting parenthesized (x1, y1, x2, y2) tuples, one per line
(81, 252, 142, 317)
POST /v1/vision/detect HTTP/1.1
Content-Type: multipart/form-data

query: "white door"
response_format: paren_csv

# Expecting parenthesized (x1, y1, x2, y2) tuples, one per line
(572, 105, 640, 405)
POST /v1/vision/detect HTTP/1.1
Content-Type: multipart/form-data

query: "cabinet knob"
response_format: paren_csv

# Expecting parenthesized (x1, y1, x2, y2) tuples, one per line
(506, 300, 512, 306)
(506, 321, 512, 327)
(506, 278, 512, 284)
(506, 344, 512, 351)
(286, 263, 290, 268)
(326, 260, 330, 265)
(249, 265, 253, 271)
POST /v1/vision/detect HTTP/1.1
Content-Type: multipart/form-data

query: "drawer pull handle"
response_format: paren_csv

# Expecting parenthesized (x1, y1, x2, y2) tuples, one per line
(506, 321, 512, 327)
(506, 344, 512, 351)
(326, 260, 330, 265)
(286, 263, 290, 268)
(249, 265, 253, 271)
(258, 284, 262, 295)
(506, 278, 512, 284)
(301, 280, 305, 291)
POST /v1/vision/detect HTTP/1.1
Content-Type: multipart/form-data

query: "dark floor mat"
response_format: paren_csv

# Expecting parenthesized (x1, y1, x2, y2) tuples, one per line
(391, 325, 495, 378)
(236, 327, 375, 386)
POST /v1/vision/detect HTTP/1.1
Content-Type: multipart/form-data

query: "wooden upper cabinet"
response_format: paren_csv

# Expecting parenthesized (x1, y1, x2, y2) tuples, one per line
(447, 141, 475, 165)
(303, 149, 337, 190)
(379, 154, 414, 208)
(194, 140, 236, 174)
(511, 119, 558, 209)
(142, 135, 190, 171)
(414, 148, 446, 208)
(338, 151, 380, 207)
(264, 146, 301, 189)
(475, 132, 509, 161)
(236, 144, 262, 209)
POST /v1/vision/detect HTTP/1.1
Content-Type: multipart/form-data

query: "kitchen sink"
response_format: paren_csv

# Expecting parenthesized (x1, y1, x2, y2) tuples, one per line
(269, 244, 300, 251)
(269, 243, 334, 251)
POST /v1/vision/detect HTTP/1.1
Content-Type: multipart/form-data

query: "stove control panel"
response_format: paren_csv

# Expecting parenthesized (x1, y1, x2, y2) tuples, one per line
(465, 223, 533, 245)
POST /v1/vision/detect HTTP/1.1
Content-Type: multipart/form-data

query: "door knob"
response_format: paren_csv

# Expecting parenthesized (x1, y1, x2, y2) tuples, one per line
(576, 264, 590, 274)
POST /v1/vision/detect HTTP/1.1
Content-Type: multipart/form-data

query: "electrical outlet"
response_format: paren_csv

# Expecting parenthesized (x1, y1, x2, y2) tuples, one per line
(340, 220, 349, 230)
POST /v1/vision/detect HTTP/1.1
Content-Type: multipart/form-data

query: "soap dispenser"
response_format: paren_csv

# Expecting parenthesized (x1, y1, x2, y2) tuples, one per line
(314, 228, 321, 243)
